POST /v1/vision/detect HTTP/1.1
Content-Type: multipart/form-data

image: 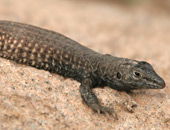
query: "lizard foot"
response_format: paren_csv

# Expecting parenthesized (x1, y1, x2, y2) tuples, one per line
(116, 91, 138, 113)
(92, 104, 118, 120)
(121, 100, 137, 113)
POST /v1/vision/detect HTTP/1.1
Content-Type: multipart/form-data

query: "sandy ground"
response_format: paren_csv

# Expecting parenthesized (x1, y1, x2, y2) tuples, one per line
(0, 0, 170, 129)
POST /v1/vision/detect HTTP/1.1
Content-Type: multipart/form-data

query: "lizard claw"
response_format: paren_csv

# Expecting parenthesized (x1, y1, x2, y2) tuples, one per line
(92, 105, 118, 120)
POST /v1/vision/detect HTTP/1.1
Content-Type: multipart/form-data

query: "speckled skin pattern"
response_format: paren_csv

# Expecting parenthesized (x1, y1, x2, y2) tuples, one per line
(0, 21, 166, 116)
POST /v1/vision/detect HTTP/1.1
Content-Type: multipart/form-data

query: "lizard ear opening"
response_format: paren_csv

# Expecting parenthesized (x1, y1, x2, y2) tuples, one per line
(116, 72, 121, 79)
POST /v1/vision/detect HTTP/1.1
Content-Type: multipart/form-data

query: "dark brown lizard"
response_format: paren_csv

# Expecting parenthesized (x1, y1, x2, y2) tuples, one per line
(0, 20, 165, 117)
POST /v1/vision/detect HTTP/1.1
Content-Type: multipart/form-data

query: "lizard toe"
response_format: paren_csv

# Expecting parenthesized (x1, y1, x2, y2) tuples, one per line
(93, 105, 118, 120)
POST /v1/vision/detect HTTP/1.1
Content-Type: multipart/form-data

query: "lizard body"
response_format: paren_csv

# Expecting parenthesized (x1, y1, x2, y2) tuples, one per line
(0, 21, 165, 115)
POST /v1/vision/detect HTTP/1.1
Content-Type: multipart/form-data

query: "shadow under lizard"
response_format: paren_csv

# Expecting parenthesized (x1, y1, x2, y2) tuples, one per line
(0, 21, 166, 118)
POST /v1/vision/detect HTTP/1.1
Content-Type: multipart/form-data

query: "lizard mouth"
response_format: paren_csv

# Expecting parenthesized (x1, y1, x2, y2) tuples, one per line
(150, 79, 165, 89)
(139, 75, 166, 89)
(126, 78, 166, 90)
(154, 76, 165, 88)
(145, 78, 166, 89)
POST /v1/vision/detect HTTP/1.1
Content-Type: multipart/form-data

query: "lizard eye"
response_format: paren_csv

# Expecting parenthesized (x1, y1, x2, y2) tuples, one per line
(133, 71, 141, 78)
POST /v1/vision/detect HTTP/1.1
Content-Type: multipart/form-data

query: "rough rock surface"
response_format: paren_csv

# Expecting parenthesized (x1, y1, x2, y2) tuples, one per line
(0, 0, 169, 129)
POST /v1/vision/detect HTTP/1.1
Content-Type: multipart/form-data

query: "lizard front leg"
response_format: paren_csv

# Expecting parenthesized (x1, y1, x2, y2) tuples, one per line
(79, 78, 117, 118)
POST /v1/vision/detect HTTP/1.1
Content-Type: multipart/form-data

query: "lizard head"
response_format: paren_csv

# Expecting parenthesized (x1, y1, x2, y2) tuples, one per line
(105, 59, 165, 91)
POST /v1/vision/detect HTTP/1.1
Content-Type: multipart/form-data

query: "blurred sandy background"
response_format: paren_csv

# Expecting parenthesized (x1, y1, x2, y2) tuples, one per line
(0, 0, 170, 129)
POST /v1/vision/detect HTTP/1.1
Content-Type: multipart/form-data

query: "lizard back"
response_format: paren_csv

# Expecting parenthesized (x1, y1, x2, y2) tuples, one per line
(0, 21, 102, 81)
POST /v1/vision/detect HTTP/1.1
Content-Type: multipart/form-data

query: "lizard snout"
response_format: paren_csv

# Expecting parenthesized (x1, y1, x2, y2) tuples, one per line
(157, 78, 166, 89)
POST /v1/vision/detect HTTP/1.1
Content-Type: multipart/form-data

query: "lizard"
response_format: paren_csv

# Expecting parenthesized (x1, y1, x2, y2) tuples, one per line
(0, 20, 166, 117)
